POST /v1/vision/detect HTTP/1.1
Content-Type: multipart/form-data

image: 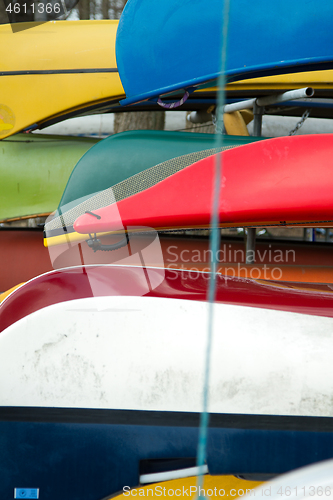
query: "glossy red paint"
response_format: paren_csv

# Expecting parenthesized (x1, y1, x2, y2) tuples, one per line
(2, 265, 333, 333)
(74, 135, 333, 234)
(0, 229, 52, 292)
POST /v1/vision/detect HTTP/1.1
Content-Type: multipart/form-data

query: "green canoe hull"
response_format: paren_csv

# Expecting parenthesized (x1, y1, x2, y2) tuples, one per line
(0, 133, 99, 221)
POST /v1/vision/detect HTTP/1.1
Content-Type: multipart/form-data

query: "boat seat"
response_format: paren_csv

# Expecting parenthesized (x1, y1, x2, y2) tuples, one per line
(224, 110, 253, 136)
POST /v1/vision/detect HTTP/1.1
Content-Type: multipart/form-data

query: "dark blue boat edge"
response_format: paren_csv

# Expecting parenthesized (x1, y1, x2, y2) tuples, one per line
(2, 408, 333, 500)
(2, 406, 333, 431)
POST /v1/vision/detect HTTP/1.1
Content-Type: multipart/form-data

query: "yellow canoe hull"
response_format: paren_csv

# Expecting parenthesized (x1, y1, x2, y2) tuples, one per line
(227, 70, 333, 91)
(0, 20, 124, 139)
(1, 20, 333, 139)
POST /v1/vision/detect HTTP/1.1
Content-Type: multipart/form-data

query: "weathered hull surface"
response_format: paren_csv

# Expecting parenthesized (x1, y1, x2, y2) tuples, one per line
(1, 266, 333, 499)
(0, 266, 333, 499)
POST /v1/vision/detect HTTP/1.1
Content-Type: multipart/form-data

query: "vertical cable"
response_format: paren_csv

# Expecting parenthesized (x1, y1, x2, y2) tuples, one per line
(196, 0, 230, 494)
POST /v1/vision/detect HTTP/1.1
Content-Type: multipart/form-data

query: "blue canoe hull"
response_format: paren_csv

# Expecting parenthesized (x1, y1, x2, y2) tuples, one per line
(116, 0, 333, 105)
(2, 408, 333, 500)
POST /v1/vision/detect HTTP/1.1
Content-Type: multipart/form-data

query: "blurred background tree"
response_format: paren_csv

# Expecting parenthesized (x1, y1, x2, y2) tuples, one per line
(74, 0, 165, 132)
(0, 2, 8, 23)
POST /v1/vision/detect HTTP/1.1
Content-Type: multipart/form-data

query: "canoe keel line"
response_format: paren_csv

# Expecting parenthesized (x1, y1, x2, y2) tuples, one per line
(0, 68, 118, 76)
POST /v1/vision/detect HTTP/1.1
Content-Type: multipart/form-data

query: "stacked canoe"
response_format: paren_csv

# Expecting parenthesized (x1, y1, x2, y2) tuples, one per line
(2, 3, 333, 500)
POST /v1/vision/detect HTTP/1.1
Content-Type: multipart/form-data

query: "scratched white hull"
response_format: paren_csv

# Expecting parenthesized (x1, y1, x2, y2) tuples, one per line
(0, 295, 332, 417)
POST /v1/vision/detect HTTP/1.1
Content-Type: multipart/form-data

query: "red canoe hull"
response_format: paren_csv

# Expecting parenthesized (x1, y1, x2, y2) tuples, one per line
(74, 135, 333, 234)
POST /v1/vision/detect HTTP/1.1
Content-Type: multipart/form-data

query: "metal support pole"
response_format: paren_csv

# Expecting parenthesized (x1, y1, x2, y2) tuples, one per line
(246, 103, 264, 262)
(246, 228, 256, 264)
(246, 103, 263, 262)
(253, 102, 264, 137)
(304, 228, 313, 241)
(187, 109, 213, 124)
(325, 229, 331, 242)
(223, 87, 314, 114)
